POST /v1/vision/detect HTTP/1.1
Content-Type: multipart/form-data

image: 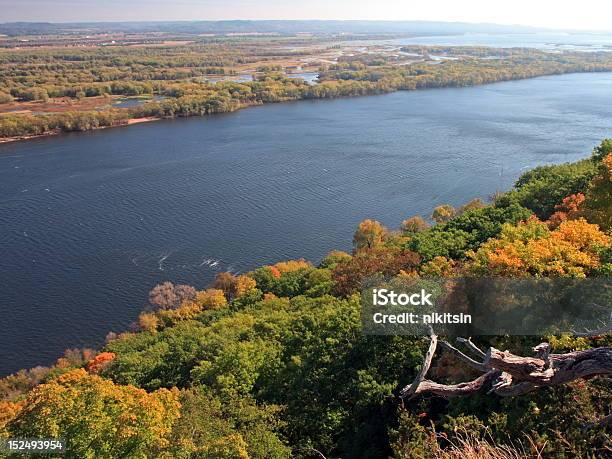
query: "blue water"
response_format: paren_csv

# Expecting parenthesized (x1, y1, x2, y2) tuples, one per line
(112, 96, 166, 108)
(287, 72, 320, 84)
(1, 72, 612, 375)
(358, 32, 612, 51)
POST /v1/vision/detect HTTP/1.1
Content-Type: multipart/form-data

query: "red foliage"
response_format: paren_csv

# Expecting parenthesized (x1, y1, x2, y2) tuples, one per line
(86, 352, 116, 374)
(548, 193, 585, 228)
(269, 266, 282, 279)
(332, 247, 420, 296)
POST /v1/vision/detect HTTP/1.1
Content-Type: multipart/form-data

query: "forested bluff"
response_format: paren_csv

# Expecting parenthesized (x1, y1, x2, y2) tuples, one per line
(1, 141, 610, 458)
(3, 43, 612, 141)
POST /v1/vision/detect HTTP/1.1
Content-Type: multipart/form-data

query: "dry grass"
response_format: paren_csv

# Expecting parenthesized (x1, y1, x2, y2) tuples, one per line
(0, 96, 112, 114)
(433, 428, 546, 459)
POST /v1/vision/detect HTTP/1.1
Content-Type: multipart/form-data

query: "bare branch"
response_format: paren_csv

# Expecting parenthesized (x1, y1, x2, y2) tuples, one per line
(400, 331, 438, 399)
(572, 322, 612, 337)
(533, 343, 550, 359)
(484, 347, 553, 383)
(309, 448, 328, 459)
(456, 337, 486, 359)
(439, 340, 489, 373)
(487, 371, 513, 394)
(412, 371, 498, 398)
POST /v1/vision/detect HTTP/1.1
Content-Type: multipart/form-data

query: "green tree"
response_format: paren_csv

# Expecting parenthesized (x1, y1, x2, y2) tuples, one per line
(582, 153, 612, 230)
(497, 159, 597, 219)
(166, 388, 289, 459)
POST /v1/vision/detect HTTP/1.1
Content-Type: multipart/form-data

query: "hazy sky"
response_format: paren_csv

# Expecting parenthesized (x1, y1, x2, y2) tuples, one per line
(1, 0, 611, 31)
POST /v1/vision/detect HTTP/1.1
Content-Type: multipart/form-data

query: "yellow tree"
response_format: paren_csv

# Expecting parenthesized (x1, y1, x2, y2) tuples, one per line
(203, 434, 250, 459)
(467, 218, 610, 277)
(5, 369, 180, 458)
(352, 219, 387, 250)
(214, 272, 259, 301)
(400, 216, 429, 234)
(1, 400, 23, 438)
(419, 256, 456, 277)
(196, 288, 228, 310)
(432, 204, 456, 224)
(234, 275, 257, 298)
(273, 259, 312, 274)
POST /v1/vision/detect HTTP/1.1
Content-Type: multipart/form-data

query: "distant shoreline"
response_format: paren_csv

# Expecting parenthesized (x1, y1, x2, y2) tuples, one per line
(2, 69, 612, 146)
(0, 117, 160, 144)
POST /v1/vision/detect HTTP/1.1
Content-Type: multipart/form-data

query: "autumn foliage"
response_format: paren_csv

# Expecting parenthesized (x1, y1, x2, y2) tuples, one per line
(269, 266, 282, 278)
(157, 301, 205, 326)
(86, 352, 116, 374)
(0, 400, 23, 436)
(4, 369, 180, 456)
(273, 259, 312, 274)
(213, 272, 258, 301)
(332, 247, 421, 296)
(196, 288, 228, 310)
(468, 217, 610, 277)
(400, 216, 430, 234)
(419, 256, 456, 277)
(432, 204, 456, 223)
(548, 193, 586, 228)
(353, 219, 388, 250)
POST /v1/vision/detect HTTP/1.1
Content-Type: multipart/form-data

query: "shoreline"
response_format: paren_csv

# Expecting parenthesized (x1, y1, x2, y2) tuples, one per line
(0, 117, 161, 144)
(1, 70, 612, 146)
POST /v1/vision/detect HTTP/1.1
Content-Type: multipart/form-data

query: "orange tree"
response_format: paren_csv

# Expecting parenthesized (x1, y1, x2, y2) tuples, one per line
(467, 218, 610, 277)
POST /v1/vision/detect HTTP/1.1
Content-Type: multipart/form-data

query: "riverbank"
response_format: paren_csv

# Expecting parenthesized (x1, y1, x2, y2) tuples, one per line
(0, 71, 602, 146)
(4, 46, 612, 144)
(0, 116, 161, 144)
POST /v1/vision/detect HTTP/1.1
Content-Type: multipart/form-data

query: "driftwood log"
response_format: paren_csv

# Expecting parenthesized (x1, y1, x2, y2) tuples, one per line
(400, 334, 612, 425)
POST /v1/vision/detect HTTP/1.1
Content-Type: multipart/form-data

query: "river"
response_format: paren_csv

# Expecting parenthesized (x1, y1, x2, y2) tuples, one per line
(1, 72, 612, 375)
(354, 32, 612, 51)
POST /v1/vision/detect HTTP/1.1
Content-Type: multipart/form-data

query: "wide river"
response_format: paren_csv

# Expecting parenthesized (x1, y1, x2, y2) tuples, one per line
(1, 72, 612, 375)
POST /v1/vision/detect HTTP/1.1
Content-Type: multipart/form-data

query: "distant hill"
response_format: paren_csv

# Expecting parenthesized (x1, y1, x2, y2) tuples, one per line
(0, 20, 545, 37)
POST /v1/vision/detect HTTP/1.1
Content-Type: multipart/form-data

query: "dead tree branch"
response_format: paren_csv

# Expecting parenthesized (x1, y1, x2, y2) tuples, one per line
(400, 336, 612, 401)
(400, 330, 438, 399)
(439, 340, 490, 373)
(572, 322, 612, 337)
(456, 337, 486, 359)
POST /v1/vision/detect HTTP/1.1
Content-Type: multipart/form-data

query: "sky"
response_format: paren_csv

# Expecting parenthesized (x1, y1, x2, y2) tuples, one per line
(1, 0, 611, 31)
